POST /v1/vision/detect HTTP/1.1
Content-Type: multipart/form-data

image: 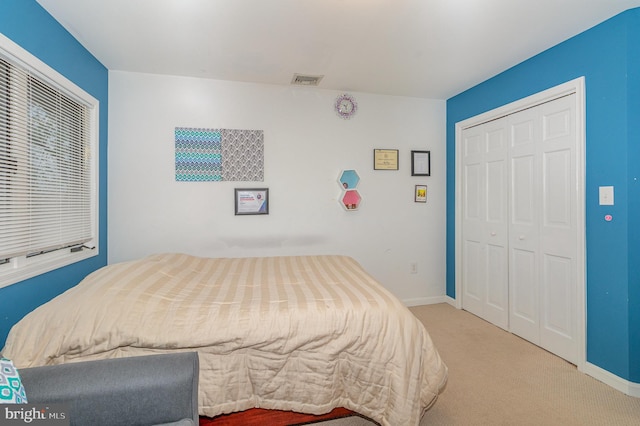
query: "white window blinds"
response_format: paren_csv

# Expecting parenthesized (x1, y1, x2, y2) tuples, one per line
(0, 57, 93, 261)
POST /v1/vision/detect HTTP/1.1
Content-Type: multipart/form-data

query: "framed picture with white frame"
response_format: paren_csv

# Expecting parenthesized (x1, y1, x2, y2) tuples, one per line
(415, 185, 427, 203)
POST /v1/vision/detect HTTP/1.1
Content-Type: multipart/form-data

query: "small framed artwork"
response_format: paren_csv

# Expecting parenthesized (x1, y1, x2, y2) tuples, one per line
(235, 188, 269, 215)
(415, 185, 427, 203)
(373, 149, 399, 170)
(411, 150, 431, 176)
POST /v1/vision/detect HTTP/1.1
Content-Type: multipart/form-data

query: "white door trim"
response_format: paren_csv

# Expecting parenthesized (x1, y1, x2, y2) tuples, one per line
(454, 77, 586, 372)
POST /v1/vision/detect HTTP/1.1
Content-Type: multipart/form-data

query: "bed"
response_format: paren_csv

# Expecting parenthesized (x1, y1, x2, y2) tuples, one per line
(2, 253, 447, 426)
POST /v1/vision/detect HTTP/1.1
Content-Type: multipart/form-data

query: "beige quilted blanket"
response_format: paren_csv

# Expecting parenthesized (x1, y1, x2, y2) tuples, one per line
(2, 254, 447, 425)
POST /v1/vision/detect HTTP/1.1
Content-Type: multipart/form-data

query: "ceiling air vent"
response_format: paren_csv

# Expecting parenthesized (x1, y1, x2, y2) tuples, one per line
(291, 74, 324, 86)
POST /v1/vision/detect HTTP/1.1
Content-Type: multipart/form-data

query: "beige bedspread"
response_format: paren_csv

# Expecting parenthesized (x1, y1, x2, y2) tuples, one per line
(2, 253, 447, 425)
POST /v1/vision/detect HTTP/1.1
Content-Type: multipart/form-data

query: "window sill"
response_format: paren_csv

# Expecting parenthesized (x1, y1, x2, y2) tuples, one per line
(0, 248, 98, 289)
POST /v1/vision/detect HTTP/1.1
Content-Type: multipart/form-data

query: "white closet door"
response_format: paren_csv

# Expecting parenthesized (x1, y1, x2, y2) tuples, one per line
(462, 94, 578, 364)
(461, 118, 509, 330)
(509, 95, 578, 364)
(538, 95, 578, 363)
(508, 105, 542, 344)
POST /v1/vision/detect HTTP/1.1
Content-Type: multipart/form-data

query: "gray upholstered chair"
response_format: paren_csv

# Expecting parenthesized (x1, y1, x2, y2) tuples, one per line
(19, 352, 199, 426)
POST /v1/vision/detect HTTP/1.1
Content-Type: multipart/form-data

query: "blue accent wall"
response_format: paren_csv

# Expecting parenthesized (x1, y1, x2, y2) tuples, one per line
(0, 1, 108, 349)
(626, 10, 640, 383)
(447, 9, 640, 382)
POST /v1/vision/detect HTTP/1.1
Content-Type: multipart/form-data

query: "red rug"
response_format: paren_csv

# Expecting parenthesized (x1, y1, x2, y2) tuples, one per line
(199, 407, 356, 425)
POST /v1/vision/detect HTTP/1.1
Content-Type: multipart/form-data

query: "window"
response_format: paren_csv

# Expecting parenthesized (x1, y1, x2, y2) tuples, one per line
(0, 34, 98, 288)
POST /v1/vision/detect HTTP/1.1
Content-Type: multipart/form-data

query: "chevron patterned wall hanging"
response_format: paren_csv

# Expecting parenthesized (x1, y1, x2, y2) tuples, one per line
(175, 127, 264, 182)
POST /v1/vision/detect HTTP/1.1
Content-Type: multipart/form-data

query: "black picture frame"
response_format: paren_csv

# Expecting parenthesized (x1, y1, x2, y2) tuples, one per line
(411, 150, 431, 176)
(234, 188, 269, 215)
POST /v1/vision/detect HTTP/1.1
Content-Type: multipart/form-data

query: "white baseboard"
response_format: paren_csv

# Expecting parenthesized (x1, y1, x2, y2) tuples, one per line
(403, 295, 449, 307)
(403, 295, 460, 308)
(584, 362, 640, 398)
(444, 295, 459, 308)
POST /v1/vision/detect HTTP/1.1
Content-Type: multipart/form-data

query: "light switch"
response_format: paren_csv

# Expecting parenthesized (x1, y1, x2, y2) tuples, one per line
(599, 186, 614, 205)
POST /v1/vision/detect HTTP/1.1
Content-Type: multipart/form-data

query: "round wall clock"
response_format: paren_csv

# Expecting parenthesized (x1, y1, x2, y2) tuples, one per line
(335, 93, 357, 119)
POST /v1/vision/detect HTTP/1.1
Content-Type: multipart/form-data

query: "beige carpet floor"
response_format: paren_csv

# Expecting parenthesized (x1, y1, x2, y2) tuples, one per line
(315, 303, 640, 426)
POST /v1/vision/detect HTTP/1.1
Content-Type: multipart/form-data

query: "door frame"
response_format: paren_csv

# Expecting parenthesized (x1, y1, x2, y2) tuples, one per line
(454, 77, 586, 372)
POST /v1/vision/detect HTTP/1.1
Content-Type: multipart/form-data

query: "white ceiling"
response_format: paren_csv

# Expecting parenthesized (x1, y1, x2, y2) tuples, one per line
(36, 0, 640, 99)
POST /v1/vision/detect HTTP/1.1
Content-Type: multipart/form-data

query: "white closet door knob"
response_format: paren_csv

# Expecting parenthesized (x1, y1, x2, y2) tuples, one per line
(490, 232, 496, 236)
(519, 235, 525, 240)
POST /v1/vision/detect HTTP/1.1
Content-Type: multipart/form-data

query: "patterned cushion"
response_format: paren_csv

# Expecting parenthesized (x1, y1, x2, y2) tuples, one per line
(0, 358, 28, 404)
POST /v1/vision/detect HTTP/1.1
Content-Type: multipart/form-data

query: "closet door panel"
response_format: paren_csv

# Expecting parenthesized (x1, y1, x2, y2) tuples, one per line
(510, 247, 539, 343)
(461, 118, 509, 329)
(462, 239, 485, 315)
(486, 243, 508, 323)
(508, 107, 541, 343)
(464, 163, 482, 222)
(539, 96, 577, 363)
(484, 156, 509, 327)
(461, 128, 486, 318)
(541, 253, 575, 362)
(511, 155, 535, 225)
(542, 253, 573, 337)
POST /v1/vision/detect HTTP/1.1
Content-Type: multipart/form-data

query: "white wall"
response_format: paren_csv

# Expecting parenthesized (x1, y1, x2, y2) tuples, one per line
(108, 71, 446, 304)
